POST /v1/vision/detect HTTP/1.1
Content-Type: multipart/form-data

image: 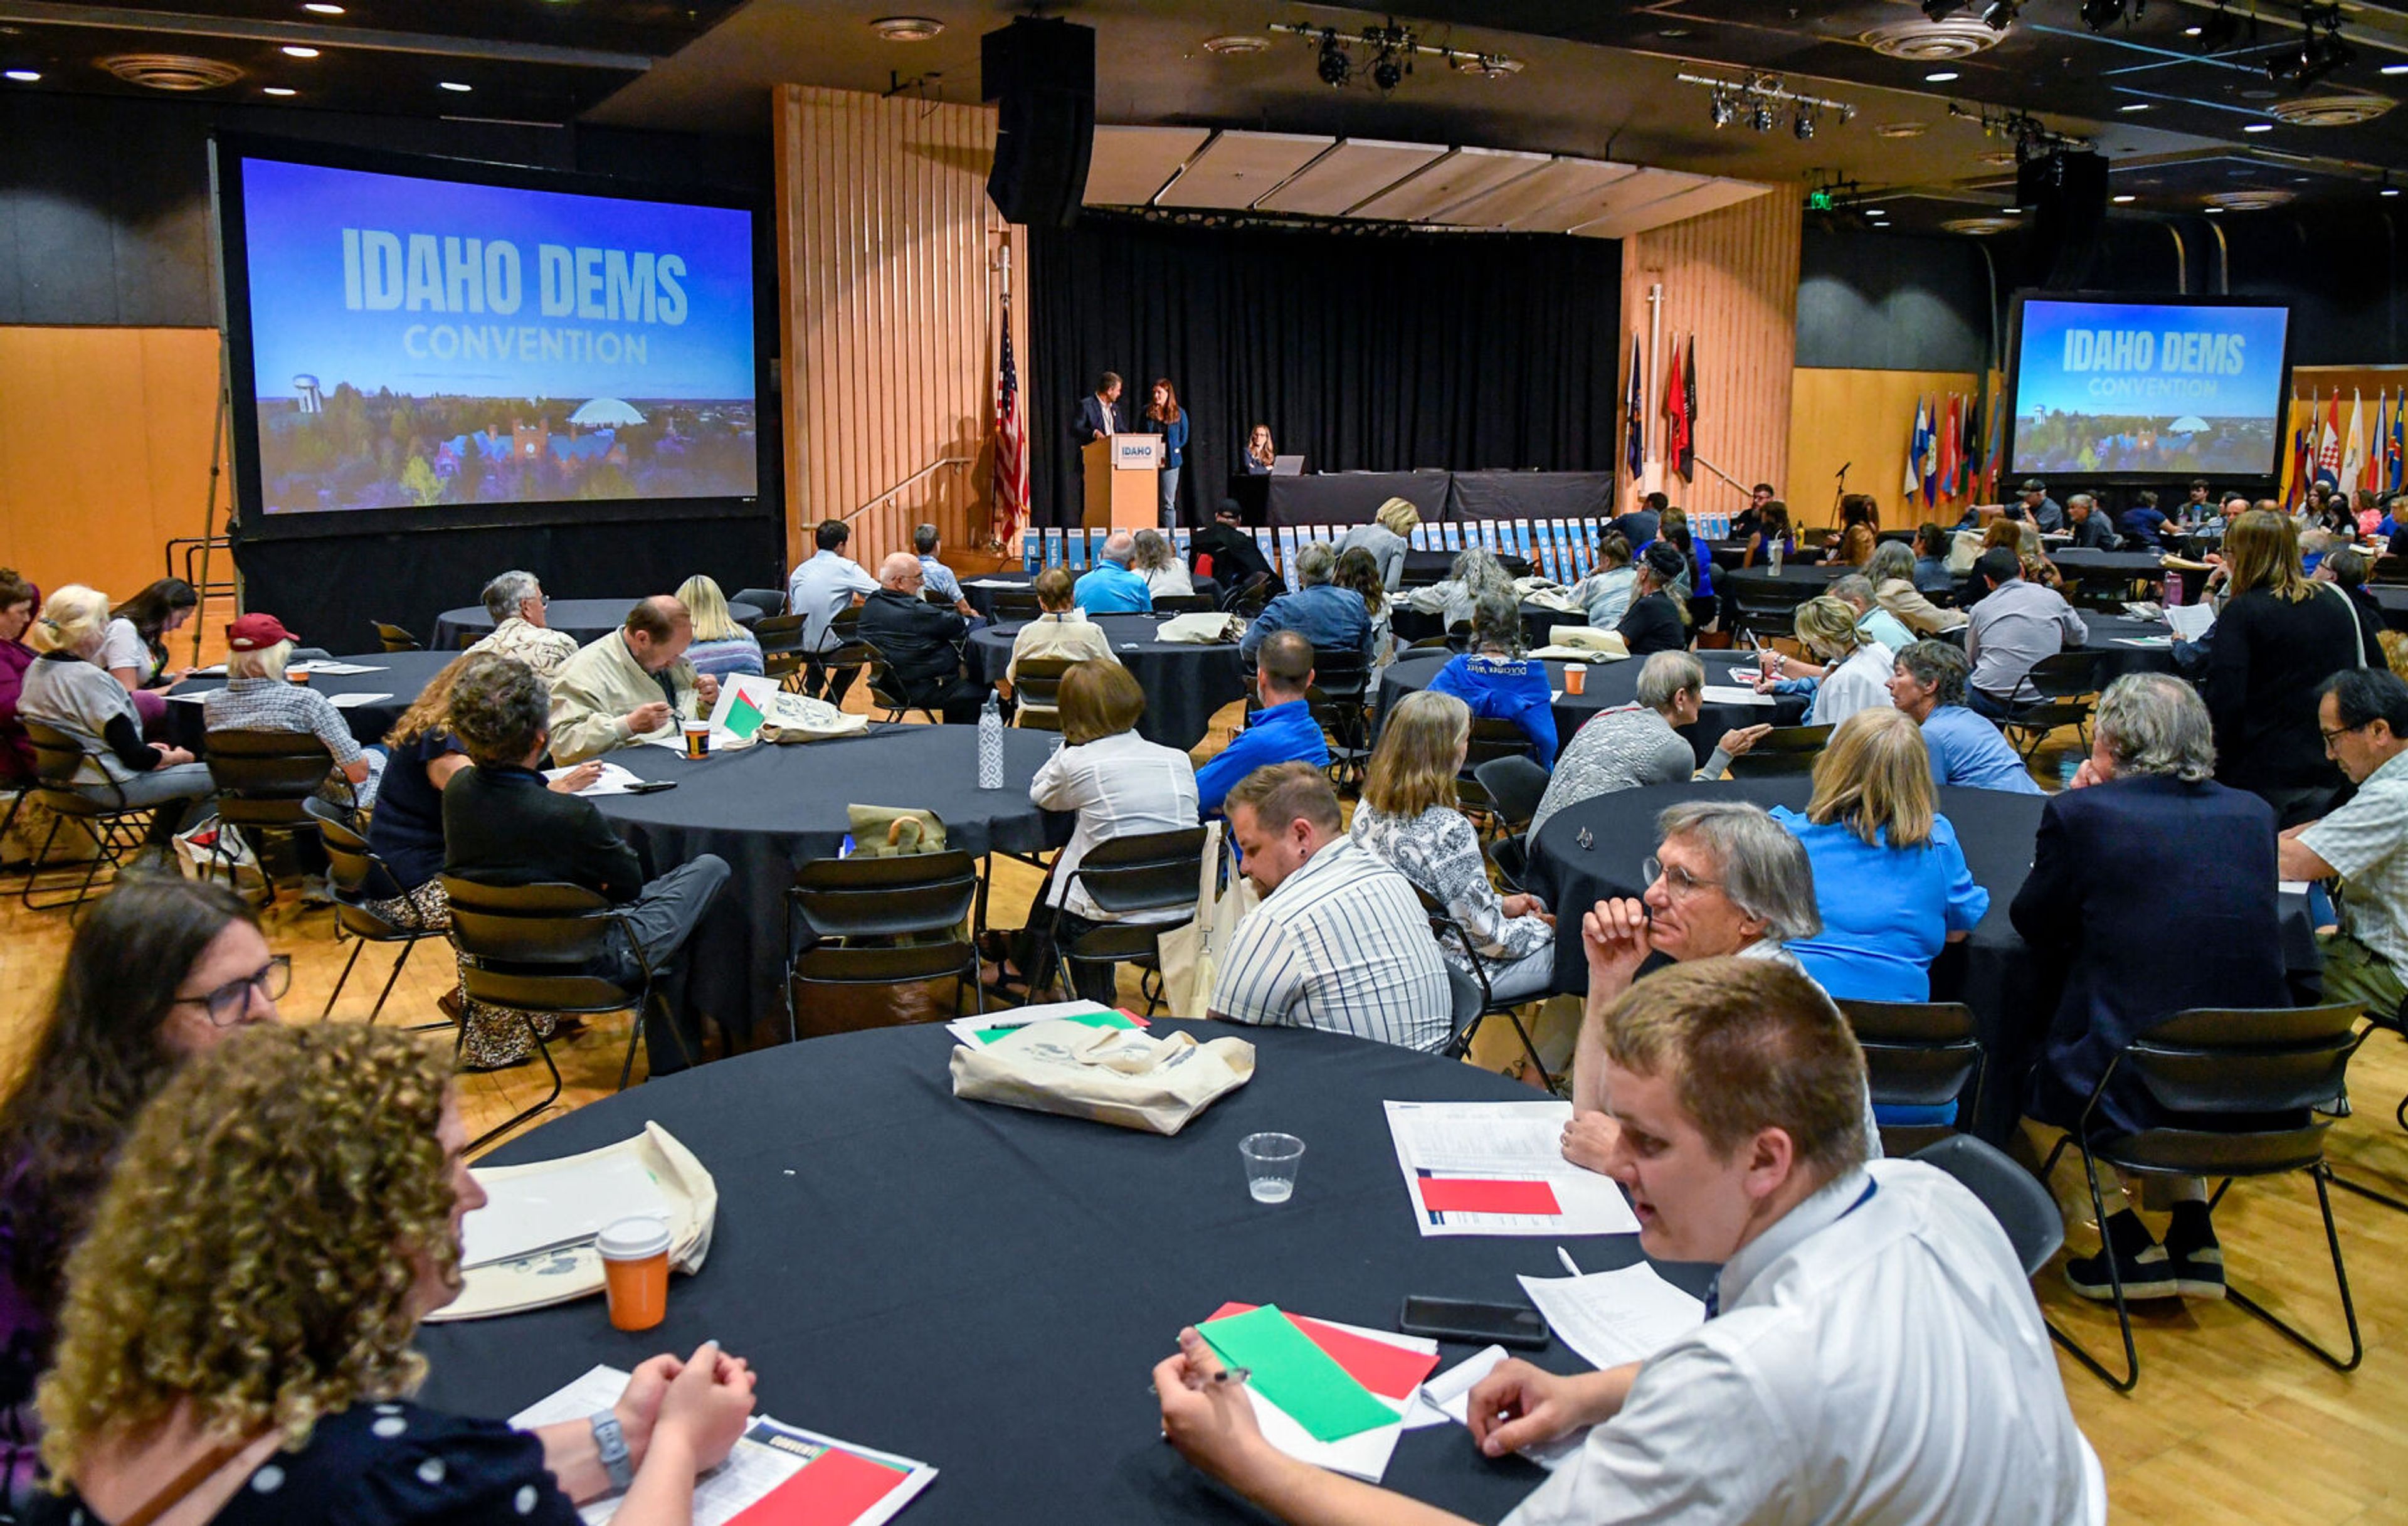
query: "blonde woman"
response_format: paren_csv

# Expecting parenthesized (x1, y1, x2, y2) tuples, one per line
(1755, 595, 1896, 729)
(2202, 507, 2362, 819)
(1337, 497, 1418, 591)
(1129, 529, 1195, 598)
(34, 1024, 758, 1526)
(15, 583, 213, 857)
(1350, 689, 1555, 1000)
(675, 574, 764, 679)
(1770, 707, 1987, 1005)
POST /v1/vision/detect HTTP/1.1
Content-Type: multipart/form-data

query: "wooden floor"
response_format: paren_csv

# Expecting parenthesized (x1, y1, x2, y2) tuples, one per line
(3, 646, 2405, 1518)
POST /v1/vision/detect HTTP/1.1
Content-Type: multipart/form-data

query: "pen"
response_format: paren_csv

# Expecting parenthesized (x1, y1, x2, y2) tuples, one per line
(1149, 1365, 1252, 1396)
(1557, 1246, 1583, 1278)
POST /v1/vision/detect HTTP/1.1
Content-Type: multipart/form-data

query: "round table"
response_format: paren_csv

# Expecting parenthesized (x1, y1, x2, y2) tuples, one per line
(416, 1021, 1693, 1524)
(959, 570, 1221, 618)
(431, 598, 763, 652)
(2048, 549, 2167, 586)
(1391, 600, 1590, 652)
(1375, 650, 1805, 768)
(966, 614, 1248, 751)
(1520, 777, 2320, 1142)
(2073, 614, 2184, 683)
(587, 726, 1072, 1043)
(161, 650, 455, 753)
(2370, 584, 2408, 632)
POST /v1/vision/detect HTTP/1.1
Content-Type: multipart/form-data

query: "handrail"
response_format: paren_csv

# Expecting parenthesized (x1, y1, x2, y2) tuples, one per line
(845, 457, 971, 522)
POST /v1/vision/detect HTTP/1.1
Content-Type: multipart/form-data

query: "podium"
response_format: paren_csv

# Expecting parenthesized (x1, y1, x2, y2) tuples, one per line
(1082, 433, 1161, 533)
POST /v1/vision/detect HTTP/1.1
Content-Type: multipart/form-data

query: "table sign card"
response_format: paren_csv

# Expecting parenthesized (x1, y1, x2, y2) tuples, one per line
(1385, 1100, 1640, 1237)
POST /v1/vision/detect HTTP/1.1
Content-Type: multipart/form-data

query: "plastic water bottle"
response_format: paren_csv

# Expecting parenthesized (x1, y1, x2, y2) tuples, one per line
(1768, 537, 1783, 577)
(978, 692, 1005, 790)
(2164, 570, 2184, 607)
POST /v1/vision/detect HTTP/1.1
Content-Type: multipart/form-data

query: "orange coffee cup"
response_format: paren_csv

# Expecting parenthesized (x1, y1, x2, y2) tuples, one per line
(597, 1216, 672, 1331)
(1564, 663, 1587, 696)
(680, 721, 710, 761)
(288, 667, 312, 686)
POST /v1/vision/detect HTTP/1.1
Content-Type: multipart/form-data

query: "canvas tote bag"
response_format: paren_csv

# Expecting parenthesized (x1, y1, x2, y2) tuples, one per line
(1157, 821, 1258, 1017)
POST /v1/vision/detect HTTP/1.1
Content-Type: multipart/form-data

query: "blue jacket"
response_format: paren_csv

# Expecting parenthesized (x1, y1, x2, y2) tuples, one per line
(1427, 653, 1558, 761)
(1195, 699, 1328, 815)
(1072, 561, 1153, 614)
(1153, 411, 1190, 469)
(1919, 706, 2042, 795)
(1240, 584, 1372, 665)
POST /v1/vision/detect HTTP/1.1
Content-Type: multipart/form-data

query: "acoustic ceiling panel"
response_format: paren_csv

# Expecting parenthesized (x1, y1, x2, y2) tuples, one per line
(1442, 156, 1639, 230)
(1254, 139, 1450, 216)
(1153, 130, 1334, 208)
(1346, 145, 1553, 221)
(1084, 125, 1215, 207)
(1572, 176, 1773, 239)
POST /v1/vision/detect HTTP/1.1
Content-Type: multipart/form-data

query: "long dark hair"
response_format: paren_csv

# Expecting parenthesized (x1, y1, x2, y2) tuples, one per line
(110, 578, 198, 659)
(1146, 378, 1182, 426)
(1334, 545, 1386, 615)
(0, 876, 258, 1330)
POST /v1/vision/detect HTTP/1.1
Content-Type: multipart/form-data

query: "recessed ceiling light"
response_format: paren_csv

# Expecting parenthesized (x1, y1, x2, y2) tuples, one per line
(280, 45, 319, 57)
(868, 16, 943, 42)
(263, 85, 295, 95)
(302, 2, 344, 12)
(2242, 121, 2274, 132)
(2385, 63, 2408, 75)
(2001, 204, 2022, 213)
(1657, 27, 1692, 38)
(1874, 121, 1928, 138)
(2111, 193, 2136, 203)
(438, 80, 471, 92)
(2385, 186, 2402, 196)
(1201, 33, 1270, 55)
(2204, 204, 2224, 212)
(4, 68, 38, 82)
(1925, 70, 1960, 82)
(2183, 24, 2202, 35)
(2118, 101, 2150, 111)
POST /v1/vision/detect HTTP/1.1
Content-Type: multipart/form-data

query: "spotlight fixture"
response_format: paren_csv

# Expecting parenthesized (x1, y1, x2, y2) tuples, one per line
(1709, 91, 1736, 127)
(1270, 21, 1518, 95)
(2194, 1, 2243, 51)
(1920, 0, 1966, 18)
(1370, 45, 1405, 92)
(2077, 0, 2129, 33)
(2266, 4, 2353, 90)
(1981, 1, 2022, 29)
(1316, 28, 1349, 87)
(1751, 98, 1775, 131)
(1679, 72, 1856, 135)
(1794, 107, 1816, 140)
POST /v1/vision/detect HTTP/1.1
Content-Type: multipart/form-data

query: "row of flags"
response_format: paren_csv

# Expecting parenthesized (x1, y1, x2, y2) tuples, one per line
(1620, 327, 1699, 489)
(2283, 389, 2406, 507)
(1901, 390, 1995, 508)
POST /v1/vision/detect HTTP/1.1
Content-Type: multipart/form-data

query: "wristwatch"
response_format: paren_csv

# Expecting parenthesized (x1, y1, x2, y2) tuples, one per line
(589, 1411, 634, 1491)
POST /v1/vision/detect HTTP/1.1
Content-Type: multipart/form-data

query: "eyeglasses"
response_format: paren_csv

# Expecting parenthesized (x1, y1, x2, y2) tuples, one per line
(172, 955, 290, 1025)
(1642, 856, 1723, 902)
(2321, 720, 2370, 751)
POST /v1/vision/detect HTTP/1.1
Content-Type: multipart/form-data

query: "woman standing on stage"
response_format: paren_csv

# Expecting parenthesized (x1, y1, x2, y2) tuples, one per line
(1244, 423, 1277, 475)
(1146, 379, 1190, 529)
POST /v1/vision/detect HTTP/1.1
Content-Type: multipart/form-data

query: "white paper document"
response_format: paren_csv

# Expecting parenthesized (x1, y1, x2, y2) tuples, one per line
(942, 999, 1124, 1047)
(966, 576, 1025, 588)
(513, 1365, 938, 1526)
(167, 691, 209, 704)
(2163, 601, 2216, 641)
(1413, 1345, 1587, 1470)
(327, 691, 393, 707)
(544, 761, 647, 797)
(1516, 1263, 1706, 1372)
(1385, 1099, 1640, 1237)
(299, 660, 387, 675)
(2113, 637, 2172, 649)
(1698, 685, 1777, 706)
(1225, 1314, 1434, 1485)
(459, 1152, 675, 1269)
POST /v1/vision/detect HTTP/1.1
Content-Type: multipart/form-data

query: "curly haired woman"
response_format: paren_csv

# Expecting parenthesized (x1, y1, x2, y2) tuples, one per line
(33, 1024, 759, 1525)
(0, 876, 277, 1511)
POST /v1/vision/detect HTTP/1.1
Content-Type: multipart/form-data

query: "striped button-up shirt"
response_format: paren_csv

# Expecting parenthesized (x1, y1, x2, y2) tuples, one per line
(1210, 838, 1452, 1051)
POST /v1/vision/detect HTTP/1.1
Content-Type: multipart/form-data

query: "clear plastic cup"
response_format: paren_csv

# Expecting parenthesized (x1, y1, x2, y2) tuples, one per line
(1240, 1132, 1306, 1204)
(597, 1216, 672, 1330)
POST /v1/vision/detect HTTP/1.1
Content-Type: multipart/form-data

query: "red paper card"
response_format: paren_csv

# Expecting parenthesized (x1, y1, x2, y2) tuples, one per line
(1417, 1177, 1563, 1216)
(1202, 1303, 1440, 1399)
(729, 1446, 910, 1526)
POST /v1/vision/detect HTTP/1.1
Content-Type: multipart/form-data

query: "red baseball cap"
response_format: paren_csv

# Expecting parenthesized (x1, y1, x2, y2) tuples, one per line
(226, 613, 295, 651)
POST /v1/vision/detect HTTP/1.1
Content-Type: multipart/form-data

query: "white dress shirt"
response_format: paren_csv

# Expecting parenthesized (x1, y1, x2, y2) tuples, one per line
(1210, 839, 1453, 1051)
(1029, 729, 1198, 919)
(1505, 1160, 2103, 1526)
(1808, 642, 1896, 729)
(786, 549, 879, 651)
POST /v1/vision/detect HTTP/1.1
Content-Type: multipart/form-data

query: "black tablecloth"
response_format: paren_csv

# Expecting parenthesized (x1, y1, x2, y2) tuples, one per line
(966, 614, 1247, 750)
(2049, 549, 2167, 585)
(2075, 614, 2183, 683)
(417, 1022, 1699, 1525)
(1446, 471, 1615, 522)
(959, 570, 1222, 618)
(432, 598, 761, 652)
(2371, 585, 2408, 632)
(162, 650, 453, 753)
(1267, 472, 1453, 528)
(588, 728, 1072, 1041)
(1375, 650, 1803, 768)
(1521, 777, 2319, 1143)
(1719, 561, 1850, 607)
(1391, 598, 1582, 652)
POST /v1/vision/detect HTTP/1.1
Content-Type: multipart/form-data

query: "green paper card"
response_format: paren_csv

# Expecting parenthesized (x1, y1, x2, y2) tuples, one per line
(1196, 1305, 1398, 1443)
(970, 1011, 1137, 1045)
(724, 692, 766, 739)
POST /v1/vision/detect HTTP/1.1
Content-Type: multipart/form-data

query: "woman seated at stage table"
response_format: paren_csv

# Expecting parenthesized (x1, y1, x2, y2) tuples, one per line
(100, 577, 199, 737)
(1002, 569, 1120, 723)
(1739, 500, 1795, 568)
(31, 1024, 759, 1526)
(199, 612, 385, 814)
(1352, 690, 1556, 1002)
(1566, 532, 1637, 629)
(362, 652, 596, 1070)
(0, 876, 275, 1513)
(1129, 529, 1195, 600)
(1336, 497, 1418, 592)
(1869, 539, 1967, 635)
(675, 575, 765, 680)
(1615, 543, 1691, 658)
(1755, 595, 1897, 729)
(1427, 590, 1556, 762)
(1404, 546, 1513, 635)
(1242, 423, 1277, 475)
(17, 584, 213, 862)
(1333, 547, 1393, 673)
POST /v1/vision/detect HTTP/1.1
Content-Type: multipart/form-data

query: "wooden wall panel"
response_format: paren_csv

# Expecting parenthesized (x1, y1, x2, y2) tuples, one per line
(775, 86, 1027, 576)
(1790, 368, 1986, 529)
(1617, 193, 1800, 521)
(0, 325, 224, 607)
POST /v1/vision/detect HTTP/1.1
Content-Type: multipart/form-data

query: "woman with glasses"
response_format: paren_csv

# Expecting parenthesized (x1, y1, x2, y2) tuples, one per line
(0, 876, 280, 1510)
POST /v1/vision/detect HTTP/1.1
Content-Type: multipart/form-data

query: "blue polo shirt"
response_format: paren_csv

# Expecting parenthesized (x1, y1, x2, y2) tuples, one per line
(1195, 699, 1330, 815)
(1427, 652, 1558, 761)
(1770, 805, 1990, 1002)
(1920, 704, 2042, 795)
(1072, 561, 1153, 614)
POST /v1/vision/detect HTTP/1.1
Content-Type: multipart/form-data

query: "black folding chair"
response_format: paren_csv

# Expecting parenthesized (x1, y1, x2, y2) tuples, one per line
(804, 605, 873, 702)
(441, 877, 683, 1148)
(2000, 650, 2102, 761)
(1415, 883, 1555, 1091)
(373, 621, 423, 653)
(1047, 827, 1208, 1014)
(2036, 1002, 2367, 1391)
(1224, 573, 1275, 618)
(1457, 718, 1537, 827)
(859, 640, 941, 724)
(1473, 755, 1551, 890)
(204, 728, 349, 907)
(316, 815, 451, 1029)
(1010, 655, 1071, 729)
(1723, 723, 1832, 778)
(1835, 998, 1983, 1157)
(16, 721, 156, 917)
(754, 613, 807, 684)
(991, 590, 1043, 622)
(788, 849, 983, 1029)
(1153, 592, 1213, 614)
(1915, 1133, 2064, 1278)
(1307, 645, 1373, 790)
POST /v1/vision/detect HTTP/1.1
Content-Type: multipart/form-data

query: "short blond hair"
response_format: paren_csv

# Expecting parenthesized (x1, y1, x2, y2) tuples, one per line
(1792, 595, 1862, 662)
(226, 638, 294, 680)
(1375, 497, 1421, 538)
(1364, 689, 1465, 818)
(1806, 706, 1935, 848)
(29, 585, 110, 656)
(38, 1025, 457, 1475)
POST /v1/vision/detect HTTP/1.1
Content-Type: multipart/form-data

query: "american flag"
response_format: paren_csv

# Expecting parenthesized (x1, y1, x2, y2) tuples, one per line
(992, 327, 1028, 542)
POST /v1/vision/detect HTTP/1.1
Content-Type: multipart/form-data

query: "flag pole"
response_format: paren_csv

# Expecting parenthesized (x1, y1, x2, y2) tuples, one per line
(1644, 282, 1663, 506)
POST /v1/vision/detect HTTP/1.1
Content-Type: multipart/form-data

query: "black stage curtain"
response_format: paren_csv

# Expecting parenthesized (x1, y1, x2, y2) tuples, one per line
(1028, 214, 1622, 528)
(235, 512, 784, 656)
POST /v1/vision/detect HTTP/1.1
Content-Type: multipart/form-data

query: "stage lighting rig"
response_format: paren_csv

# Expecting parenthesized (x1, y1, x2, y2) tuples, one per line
(1679, 71, 1856, 135)
(1271, 19, 1518, 94)
(1948, 100, 2087, 160)
(2194, 1, 2248, 52)
(1920, 0, 1965, 19)
(1981, 0, 2022, 30)
(1316, 29, 1349, 87)
(2077, 0, 2138, 33)
(1794, 107, 1816, 140)
(2265, 4, 2353, 90)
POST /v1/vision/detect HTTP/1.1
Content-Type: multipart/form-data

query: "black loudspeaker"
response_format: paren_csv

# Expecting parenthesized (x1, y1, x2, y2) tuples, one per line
(983, 17, 1095, 229)
(2017, 149, 2110, 290)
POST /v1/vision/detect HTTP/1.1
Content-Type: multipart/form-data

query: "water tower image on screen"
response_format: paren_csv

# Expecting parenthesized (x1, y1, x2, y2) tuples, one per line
(2009, 298, 2289, 478)
(238, 157, 758, 514)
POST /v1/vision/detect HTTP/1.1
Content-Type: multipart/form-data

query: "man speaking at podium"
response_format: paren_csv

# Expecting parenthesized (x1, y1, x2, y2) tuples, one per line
(1070, 371, 1126, 447)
